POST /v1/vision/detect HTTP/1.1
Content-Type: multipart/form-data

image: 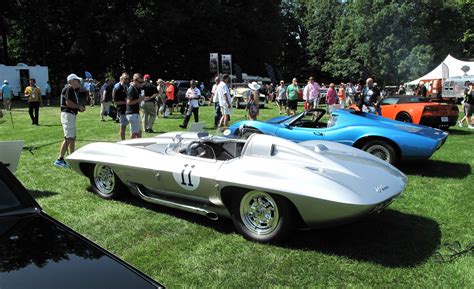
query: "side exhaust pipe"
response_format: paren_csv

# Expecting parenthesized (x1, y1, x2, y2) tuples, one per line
(136, 185, 219, 220)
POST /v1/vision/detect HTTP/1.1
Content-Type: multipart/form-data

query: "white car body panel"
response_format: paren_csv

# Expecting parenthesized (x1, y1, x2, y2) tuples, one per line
(67, 132, 407, 228)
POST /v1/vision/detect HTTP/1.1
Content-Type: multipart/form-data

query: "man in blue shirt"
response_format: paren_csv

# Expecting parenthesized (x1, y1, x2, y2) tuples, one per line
(1, 80, 13, 111)
(45, 81, 52, 106)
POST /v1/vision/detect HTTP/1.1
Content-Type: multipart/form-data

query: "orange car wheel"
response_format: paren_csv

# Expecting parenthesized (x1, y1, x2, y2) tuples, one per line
(395, 112, 412, 123)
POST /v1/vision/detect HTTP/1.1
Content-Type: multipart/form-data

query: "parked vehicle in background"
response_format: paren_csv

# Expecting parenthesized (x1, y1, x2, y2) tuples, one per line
(378, 95, 459, 129)
(442, 76, 474, 101)
(228, 108, 449, 165)
(231, 83, 266, 109)
(174, 80, 206, 115)
(0, 63, 49, 99)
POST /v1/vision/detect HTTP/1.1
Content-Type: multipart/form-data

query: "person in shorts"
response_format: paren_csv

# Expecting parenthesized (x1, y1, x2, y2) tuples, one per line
(126, 73, 146, 138)
(217, 74, 232, 128)
(113, 73, 130, 140)
(1, 80, 13, 111)
(275, 80, 287, 115)
(458, 82, 474, 129)
(54, 74, 85, 168)
(179, 80, 201, 129)
(100, 79, 113, 121)
(286, 78, 299, 115)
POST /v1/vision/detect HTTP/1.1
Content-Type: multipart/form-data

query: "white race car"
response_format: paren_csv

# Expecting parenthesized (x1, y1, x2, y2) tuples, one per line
(67, 132, 407, 243)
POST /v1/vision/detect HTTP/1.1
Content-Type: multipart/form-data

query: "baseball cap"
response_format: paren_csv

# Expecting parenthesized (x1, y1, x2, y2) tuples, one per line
(67, 73, 81, 82)
(144, 74, 151, 80)
(3, 80, 8, 84)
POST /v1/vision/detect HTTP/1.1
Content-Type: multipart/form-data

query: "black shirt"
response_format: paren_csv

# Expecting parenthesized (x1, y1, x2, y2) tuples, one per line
(101, 83, 113, 102)
(60, 86, 80, 115)
(113, 83, 128, 114)
(143, 82, 157, 102)
(126, 85, 141, 114)
(465, 90, 474, 105)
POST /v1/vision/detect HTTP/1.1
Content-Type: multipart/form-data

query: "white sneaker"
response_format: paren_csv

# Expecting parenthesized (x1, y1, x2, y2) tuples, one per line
(468, 125, 474, 129)
(458, 121, 463, 127)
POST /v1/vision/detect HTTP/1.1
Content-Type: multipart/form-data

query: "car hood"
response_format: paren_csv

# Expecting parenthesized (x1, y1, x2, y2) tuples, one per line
(339, 110, 448, 140)
(0, 213, 160, 289)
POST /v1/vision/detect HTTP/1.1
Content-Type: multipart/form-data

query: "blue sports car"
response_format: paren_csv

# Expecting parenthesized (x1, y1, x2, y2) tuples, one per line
(226, 108, 448, 165)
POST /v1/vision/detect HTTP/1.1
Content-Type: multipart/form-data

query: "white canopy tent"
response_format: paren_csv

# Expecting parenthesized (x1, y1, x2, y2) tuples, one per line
(406, 54, 474, 85)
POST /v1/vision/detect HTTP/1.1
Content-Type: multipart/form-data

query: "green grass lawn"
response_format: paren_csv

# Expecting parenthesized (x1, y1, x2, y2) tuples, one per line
(1, 101, 473, 288)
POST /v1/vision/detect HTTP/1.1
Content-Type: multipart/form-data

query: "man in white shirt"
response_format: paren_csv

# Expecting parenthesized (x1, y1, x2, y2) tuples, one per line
(217, 74, 232, 128)
(179, 80, 201, 129)
(211, 76, 221, 128)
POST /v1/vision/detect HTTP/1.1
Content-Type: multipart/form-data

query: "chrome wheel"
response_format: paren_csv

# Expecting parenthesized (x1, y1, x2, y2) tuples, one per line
(240, 191, 279, 235)
(93, 165, 116, 196)
(365, 145, 391, 162)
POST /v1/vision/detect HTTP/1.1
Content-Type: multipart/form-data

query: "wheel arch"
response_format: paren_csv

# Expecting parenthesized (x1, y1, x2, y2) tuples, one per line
(395, 111, 413, 122)
(353, 136, 402, 160)
(219, 185, 307, 228)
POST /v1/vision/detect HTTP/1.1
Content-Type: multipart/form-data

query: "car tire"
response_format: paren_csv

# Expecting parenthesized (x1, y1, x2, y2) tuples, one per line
(395, 112, 412, 123)
(361, 140, 398, 165)
(89, 164, 126, 199)
(231, 190, 293, 243)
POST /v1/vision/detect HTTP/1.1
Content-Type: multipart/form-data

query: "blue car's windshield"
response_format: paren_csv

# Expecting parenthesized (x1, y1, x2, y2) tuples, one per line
(277, 114, 300, 124)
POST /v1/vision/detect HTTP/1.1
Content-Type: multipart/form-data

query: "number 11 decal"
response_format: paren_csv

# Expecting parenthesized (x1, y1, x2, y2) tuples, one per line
(181, 164, 195, 187)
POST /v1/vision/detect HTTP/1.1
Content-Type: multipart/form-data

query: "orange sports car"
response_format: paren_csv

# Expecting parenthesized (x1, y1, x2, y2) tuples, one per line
(378, 95, 459, 129)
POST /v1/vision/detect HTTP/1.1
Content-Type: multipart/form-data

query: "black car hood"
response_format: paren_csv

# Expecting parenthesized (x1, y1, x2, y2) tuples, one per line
(0, 213, 161, 289)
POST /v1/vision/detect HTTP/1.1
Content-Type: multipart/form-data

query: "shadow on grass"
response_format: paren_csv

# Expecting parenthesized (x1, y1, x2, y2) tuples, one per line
(399, 160, 471, 179)
(446, 128, 473, 135)
(86, 187, 235, 235)
(91, 186, 440, 267)
(286, 209, 441, 268)
(28, 189, 58, 199)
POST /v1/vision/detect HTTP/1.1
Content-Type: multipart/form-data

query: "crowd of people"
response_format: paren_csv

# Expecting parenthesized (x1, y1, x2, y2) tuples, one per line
(2, 72, 474, 168)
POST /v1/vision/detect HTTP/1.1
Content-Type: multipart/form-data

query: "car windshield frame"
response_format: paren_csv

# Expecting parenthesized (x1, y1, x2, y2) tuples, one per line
(0, 163, 39, 215)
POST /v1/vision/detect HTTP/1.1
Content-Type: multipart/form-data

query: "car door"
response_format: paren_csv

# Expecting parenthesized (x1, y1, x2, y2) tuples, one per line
(275, 123, 325, 142)
(158, 153, 224, 201)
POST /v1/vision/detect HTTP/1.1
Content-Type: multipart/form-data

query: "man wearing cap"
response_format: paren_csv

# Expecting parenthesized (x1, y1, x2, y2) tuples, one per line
(126, 73, 146, 138)
(113, 72, 130, 140)
(141, 74, 158, 133)
(25, 78, 42, 125)
(211, 76, 221, 128)
(1, 80, 13, 111)
(54, 74, 85, 168)
(179, 80, 201, 129)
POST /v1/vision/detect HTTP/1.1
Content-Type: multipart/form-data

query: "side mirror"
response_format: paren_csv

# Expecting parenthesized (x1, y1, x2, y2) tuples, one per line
(284, 123, 291, 129)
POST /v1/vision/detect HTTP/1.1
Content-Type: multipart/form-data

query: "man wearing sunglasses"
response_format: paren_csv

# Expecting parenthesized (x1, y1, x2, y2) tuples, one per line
(126, 73, 146, 138)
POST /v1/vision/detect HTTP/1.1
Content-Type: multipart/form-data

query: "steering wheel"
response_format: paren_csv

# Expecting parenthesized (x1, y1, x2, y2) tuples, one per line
(185, 141, 215, 159)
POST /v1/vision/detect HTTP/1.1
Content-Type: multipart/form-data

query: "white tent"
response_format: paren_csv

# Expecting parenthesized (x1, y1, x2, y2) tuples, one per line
(406, 54, 474, 85)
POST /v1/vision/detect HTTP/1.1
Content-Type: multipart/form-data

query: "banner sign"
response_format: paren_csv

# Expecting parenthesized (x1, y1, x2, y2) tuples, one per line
(210, 53, 219, 74)
(221, 54, 232, 74)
